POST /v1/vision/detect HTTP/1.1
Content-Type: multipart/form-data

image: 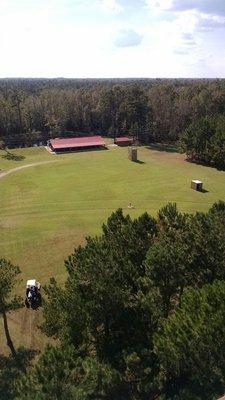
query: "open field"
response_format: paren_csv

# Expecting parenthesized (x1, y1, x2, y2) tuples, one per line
(1, 144, 225, 353)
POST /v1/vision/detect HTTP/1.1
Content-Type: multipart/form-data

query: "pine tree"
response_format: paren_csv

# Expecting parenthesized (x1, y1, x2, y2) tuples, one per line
(0, 259, 22, 358)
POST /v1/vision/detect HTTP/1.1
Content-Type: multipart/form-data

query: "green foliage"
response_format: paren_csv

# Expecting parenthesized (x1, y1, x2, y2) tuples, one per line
(180, 114, 225, 169)
(17, 345, 126, 400)
(210, 114, 225, 168)
(0, 259, 23, 357)
(0, 349, 37, 400)
(98, 84, 150, 139)
(41, 209, 162, 398)
(154, 280, 225, 399)
(0, 259, 22, 314)
(43, 210, 157, 362)
(189, 207, 225, 284)
(144, 202, 225, 316)
(0, 138, 5, 150)
(41, 203, 225, 399)
(1, 78, 225, 148)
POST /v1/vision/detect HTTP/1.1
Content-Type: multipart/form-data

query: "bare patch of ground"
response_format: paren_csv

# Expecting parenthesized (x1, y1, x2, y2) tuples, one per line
(1, 307, 48, 355)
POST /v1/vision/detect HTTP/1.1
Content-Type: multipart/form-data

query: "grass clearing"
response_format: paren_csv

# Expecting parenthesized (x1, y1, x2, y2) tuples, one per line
(1, 145, 225, 353)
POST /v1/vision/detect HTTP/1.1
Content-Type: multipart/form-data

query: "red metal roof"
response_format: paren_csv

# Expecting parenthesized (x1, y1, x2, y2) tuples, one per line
(49, 136, 105, 150)
(115, 136, 133, 142)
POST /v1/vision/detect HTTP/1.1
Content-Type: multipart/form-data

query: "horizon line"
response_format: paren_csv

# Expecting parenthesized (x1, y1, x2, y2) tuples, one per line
(0, 76, 224, 80)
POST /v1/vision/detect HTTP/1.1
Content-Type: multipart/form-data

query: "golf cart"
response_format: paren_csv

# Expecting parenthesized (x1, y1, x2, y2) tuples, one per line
(25, 279, 41, 309)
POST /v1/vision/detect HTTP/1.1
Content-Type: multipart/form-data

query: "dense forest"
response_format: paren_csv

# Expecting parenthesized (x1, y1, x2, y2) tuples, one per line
(1, 202, 225, 399)
(0, 78, 225, 168)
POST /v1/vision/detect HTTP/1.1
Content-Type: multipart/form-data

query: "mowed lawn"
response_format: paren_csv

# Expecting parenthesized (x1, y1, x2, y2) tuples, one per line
(0, 144, 225, 353)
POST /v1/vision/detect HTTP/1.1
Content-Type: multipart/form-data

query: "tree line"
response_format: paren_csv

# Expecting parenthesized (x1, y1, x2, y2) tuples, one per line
(0, 78, 225, 168)
(1, 201, 225, 399)
(180, 113, 225, 169)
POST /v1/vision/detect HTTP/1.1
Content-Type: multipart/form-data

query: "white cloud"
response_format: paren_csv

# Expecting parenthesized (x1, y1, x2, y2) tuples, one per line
(146, 0, 225, 15)
(176, 10, 225, 34)
(174, 49, 190, 55)
(182, 33, 196, 46)
(146, 0, 172, 10)
(197, 14, 225, 31)
(115, 29, 142, 47)
(182, 32, 194, 40)
(146, 0, 225, 33)
(97, 0, 123, 13)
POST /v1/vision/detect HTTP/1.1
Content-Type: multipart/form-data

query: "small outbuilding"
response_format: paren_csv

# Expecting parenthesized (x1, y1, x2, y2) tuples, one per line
(128, 147, 137, 162)
(191, 180, 203, 191)
(114, 136, 133, 146)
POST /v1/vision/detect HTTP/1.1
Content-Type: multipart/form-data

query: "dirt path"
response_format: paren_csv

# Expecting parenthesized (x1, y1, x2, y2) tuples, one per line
(0, 160, 56, 179)
(19, 307, 43, 350)
(20, 307, 29, 338)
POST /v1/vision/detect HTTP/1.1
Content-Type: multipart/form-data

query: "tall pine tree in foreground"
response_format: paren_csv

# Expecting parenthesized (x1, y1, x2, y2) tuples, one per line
(0, 259, 22, 358)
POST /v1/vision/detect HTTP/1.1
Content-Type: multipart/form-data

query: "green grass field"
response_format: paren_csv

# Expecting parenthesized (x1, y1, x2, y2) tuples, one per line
(1, 144, 225, 353)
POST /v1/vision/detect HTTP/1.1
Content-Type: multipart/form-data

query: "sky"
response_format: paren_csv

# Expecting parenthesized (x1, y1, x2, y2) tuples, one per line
(0, 0, 225, 78)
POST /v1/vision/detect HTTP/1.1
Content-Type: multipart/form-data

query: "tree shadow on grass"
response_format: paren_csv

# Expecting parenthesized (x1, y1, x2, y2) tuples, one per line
(0, 347, 38, 371)
(0, 348, 39, 399)
(186, 158, 225, 172)
(1, 150, 25, 161)
(147, 143, 178, 153)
